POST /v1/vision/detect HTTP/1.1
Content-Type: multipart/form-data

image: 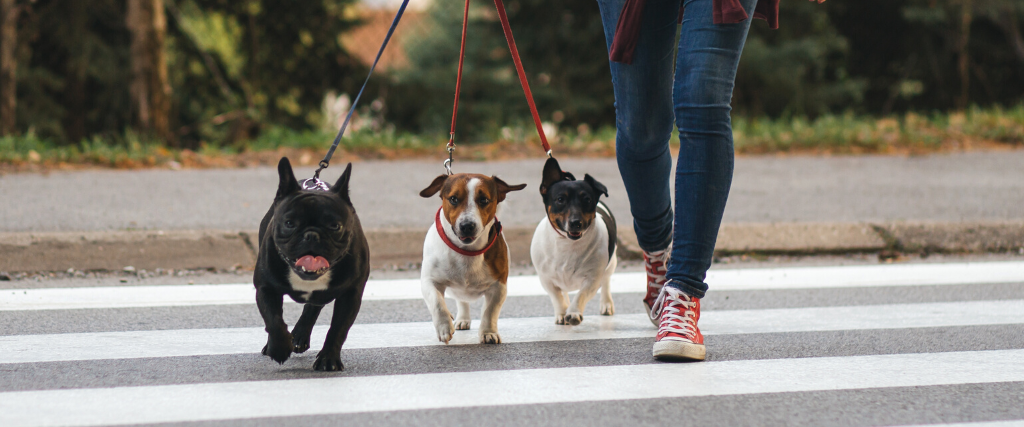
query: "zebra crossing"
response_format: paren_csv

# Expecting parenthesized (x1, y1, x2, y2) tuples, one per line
(1, 261, 1023, 427)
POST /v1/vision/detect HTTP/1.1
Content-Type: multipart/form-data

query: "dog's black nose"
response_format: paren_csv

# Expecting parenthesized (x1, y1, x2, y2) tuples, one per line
(458, 222, 477, 237)
(304, 231, 320, 242)
(568, 219, 583, 231)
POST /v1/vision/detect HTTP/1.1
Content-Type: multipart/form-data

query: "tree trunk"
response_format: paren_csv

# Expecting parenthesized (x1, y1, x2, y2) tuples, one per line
(127, 0, 172, 143)
(990, 9, 1024, 64)
(957, 0, 972, 110)
(0, 0, 19, 136)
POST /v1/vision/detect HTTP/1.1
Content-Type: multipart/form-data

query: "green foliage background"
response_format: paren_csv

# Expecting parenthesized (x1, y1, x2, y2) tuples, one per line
(4, 0, 1024, 147)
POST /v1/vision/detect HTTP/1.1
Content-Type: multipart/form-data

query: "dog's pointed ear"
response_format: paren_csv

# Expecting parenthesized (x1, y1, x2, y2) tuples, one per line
(493, 176, 527, 202)
(584, 174, 608, 198)
(539, 157, 564, 197)
(420, 175, 448, 198)
(331, 163, 353, 201)
(276, 157, 300, 200)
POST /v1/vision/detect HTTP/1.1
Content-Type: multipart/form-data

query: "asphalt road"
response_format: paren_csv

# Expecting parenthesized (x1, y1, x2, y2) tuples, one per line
(2, 150, 1024, 232)
(2, 258, 1023, 426)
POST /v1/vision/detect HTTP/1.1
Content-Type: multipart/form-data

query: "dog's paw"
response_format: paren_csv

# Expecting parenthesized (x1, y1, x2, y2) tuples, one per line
(480, 332, 501, 344)
(313, 351, 344, 372)
(434, 318, 455, 344)
(555, 316, 566, 325)
(600, 300, 615, 316)
(291, 330, 312, 353)
(454, 319, 472, 330)
(262, 334, 293, 364)
(563, 313, 583, 325)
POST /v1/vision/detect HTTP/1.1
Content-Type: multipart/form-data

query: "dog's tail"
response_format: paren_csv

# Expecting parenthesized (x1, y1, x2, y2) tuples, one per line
(596, 201, 616, 263)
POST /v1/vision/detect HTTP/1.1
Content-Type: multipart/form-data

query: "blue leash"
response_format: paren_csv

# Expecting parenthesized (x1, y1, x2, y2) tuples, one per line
(305, 0, 411, 189)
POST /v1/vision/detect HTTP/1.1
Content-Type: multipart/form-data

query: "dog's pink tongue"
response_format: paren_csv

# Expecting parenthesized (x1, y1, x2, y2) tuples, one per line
(295, 255, 329, 271)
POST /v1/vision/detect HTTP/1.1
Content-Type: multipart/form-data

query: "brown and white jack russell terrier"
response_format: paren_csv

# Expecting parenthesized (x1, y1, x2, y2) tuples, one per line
(419, 173, 527, 344)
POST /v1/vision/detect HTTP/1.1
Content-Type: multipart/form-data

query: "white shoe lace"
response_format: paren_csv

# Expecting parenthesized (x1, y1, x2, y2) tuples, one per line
(644, 249, 669, 291)
(652, 287, 698, 341)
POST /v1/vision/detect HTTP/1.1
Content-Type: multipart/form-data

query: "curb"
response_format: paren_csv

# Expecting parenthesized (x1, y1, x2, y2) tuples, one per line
(2, 222, 1023, 274)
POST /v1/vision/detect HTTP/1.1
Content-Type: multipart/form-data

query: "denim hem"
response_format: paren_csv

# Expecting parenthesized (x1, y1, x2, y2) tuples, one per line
(664, 278, 707, 299)
(636, 225, 672, 254)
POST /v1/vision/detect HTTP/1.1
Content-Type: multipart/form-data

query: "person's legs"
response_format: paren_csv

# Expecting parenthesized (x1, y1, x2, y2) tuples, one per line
(666, 0, 757, 299)
(597, 0, 683, 325)
(597, 0, 680, 255)
(651, 0, 758, 361)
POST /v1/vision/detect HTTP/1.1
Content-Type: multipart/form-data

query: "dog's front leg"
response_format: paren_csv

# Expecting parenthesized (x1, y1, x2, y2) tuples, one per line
(565, 275, 601, 326)
(256, 287, 292, 364)
(422, 280, 454, 344)
(291, 304, 324, 353)
(454, 300, 472, 330)
(315, 288, 363, 372)
(599, 273, 615, 316)
(539, 277, 569, 324)
(478, 282, 507, 344)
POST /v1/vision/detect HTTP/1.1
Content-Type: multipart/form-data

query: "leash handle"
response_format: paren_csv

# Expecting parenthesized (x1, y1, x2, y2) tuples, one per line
(493, 0, 551, 156)
(315, 0, 411, 179)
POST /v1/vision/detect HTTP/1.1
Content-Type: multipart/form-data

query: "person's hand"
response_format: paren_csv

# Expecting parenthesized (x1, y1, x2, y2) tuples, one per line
(809, 0, 825, 3)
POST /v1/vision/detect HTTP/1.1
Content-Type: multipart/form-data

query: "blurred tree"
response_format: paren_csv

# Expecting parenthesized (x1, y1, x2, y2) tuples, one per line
(175, 0, 365, 147)
(833, 0, 1024, 114)
(734, 0, 866, 118)
(127, 0, 172, 143)
(7, 0, 364, 147)
(0, 0, 28, 136)
(16, 0, 132, 142)
(387, 0, 614, 139)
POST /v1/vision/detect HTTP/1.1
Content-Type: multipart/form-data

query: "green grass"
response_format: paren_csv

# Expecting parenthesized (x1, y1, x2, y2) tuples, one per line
(2, 104, 1022, 169)
(0, 131, 175, 167)
(246, 127, 447, 153)
(732, 105, 1024, 153)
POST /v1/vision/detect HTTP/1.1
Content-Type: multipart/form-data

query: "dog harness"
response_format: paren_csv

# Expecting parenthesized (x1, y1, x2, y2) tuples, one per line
(435, 207, 502, 257)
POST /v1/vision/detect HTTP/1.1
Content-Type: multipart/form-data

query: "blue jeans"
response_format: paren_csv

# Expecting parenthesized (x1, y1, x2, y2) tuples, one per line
(598, 0, 757, 298)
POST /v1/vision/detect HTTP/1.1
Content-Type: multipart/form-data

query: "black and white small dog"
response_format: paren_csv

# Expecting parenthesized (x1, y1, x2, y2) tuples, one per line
(530, 157, 617, 325)
(253, 157, 370, 371)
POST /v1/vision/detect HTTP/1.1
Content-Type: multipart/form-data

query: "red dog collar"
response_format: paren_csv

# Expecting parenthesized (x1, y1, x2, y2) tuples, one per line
(435, 207, 502, 257)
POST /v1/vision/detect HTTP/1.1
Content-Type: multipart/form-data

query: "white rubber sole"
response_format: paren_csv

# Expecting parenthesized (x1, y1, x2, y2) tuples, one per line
(653, 340, 706, 361)
(643, 300, 658, 327)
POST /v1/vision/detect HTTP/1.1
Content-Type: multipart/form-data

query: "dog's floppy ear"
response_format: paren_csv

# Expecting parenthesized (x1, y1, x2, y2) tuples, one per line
(493, 176, 527, 202)
(276, 157, 300, 200)
(420, 174, 448, 198)
(584, 174, 608, 198)
(331, 162, 353, 201)
(539, 157, 564, 197)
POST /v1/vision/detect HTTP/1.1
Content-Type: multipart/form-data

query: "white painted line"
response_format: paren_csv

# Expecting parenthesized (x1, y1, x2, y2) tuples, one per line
(2, 299, 1022, 364)
(2, 349, 1023, 427)
(2, 261, 1022, 311)
(893, 422, 1024, 427)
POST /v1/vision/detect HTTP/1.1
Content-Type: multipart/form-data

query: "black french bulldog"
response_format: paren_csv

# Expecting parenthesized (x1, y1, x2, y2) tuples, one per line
(254, 157, 370, 371)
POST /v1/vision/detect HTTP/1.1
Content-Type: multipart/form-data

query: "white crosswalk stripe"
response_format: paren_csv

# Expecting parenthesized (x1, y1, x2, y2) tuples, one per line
(2, 349, 1023, 427)
(1, 261, 1022, 427)
(4, 261, 1022, 311)
(3, 299, 1023, 364)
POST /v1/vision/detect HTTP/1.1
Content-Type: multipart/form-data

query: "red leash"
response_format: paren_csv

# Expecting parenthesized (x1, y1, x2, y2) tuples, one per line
(435, 208, 503, 256)
(445, 0, 472, 175)
(492, 0, 551, 156)
(445, 0, 552, 175)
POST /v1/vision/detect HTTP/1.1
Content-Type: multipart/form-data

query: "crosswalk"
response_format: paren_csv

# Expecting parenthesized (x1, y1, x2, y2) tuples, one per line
(1, 261, 1023, 426)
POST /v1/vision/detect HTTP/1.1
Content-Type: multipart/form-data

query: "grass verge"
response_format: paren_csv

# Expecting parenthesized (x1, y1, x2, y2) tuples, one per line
(2, 105, 1022, 172)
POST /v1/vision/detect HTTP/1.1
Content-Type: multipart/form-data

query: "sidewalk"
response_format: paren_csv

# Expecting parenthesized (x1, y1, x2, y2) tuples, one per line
(2, 151, 1023, 272)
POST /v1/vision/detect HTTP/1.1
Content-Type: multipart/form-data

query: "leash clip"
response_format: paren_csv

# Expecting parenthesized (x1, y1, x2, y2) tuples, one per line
(444, 133, 455, 175)
(313, 160, 329, 180)
(300, 177, 331, 192)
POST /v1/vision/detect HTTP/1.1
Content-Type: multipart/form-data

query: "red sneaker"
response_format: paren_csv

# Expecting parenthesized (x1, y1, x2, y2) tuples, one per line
(652, 286, 706, 361)
(642, 249, 669, 326)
